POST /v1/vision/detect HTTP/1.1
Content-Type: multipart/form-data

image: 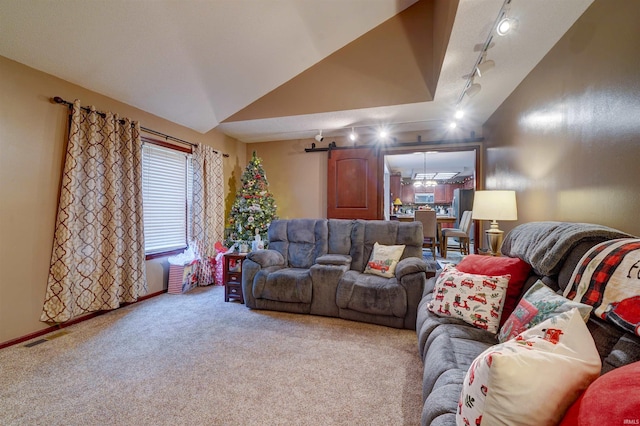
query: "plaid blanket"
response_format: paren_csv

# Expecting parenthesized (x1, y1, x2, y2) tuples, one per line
(564, 238, 640, 336)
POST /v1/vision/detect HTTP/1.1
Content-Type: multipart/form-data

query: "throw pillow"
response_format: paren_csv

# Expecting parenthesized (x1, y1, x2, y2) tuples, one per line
(427, 265, 510, 334)
(457, 308, 601, 426)
(564, 238, 640, 336)
(456, 254, 532, 325)
(364, 242, 405, 278)
(560, 360, 640, 426)
(497, 280, 592, 343)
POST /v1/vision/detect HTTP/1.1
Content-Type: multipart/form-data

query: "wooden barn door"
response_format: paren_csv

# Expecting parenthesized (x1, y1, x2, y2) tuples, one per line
(327, 148, 380, 219)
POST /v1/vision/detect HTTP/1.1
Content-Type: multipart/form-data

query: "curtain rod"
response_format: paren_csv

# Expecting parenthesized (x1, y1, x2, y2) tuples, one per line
(52, 96, 229, 157)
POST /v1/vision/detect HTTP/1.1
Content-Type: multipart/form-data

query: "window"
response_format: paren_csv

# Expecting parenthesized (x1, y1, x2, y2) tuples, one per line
(142, 141, 192, 256)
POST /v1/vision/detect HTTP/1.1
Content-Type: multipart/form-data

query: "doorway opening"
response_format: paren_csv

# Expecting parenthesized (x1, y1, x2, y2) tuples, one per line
(382, 146, 480, 255)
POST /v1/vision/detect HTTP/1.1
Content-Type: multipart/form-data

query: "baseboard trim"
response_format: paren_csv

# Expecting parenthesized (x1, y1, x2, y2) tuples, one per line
(0, 289, 167, 350)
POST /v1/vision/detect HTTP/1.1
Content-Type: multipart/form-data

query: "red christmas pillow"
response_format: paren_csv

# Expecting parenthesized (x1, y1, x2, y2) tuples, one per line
(560, 361, 640, 425)
(455, 255, 532, 325)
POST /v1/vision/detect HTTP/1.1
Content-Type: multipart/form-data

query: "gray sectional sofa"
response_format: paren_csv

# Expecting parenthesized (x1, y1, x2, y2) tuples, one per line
(417, 222, 640, 425)
(242, 218, 432, 329)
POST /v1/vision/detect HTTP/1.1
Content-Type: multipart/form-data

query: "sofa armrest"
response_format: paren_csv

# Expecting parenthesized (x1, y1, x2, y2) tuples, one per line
(246, 249, 285, 268)
(395, 257, 427, 281)
(316, 254, 352, 267)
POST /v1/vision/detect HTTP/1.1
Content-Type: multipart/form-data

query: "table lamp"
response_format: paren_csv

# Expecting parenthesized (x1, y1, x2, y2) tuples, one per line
(393, 198, 402, 214)
(471, 190, 517, 256)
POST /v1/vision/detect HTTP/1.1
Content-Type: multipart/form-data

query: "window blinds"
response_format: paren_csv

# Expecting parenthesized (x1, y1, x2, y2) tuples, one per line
(142, 144, 191, 254)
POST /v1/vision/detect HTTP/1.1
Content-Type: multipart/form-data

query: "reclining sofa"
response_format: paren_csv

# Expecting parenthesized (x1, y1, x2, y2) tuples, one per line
(417, 221, 640, 425)
(241, 218, 431, 329)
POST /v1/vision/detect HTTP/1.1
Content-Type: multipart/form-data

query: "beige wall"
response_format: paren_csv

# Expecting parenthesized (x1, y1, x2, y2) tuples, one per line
(482, 0, 640, 237)
(0, 56, 246, 344)
(247, 140, 327, 219)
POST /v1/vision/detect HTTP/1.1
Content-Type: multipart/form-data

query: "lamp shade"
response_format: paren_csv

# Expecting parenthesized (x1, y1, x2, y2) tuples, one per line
(472, 190, 517, 221)
(393, 198, 402, 206)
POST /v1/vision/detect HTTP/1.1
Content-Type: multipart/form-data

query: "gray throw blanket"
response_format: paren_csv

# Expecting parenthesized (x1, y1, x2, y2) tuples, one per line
(500, 221, 633, 276)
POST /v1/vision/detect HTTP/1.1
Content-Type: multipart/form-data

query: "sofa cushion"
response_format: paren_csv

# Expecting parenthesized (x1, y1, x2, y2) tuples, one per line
(348, 220, 423, 272)
(267, 219, 328, 268)
(252, 268, 312, 304)
(458, 309, 601, 426)
(455, 254, 532, 325)
(336, 270, 407, 317)
(363, 242, 405, 278)
(422, 330, 494, 399)
(418, 314, 497, 361)
(327, 219, 354, 255)
(428, 265, 510, 334)
(497, 280, 592, 343)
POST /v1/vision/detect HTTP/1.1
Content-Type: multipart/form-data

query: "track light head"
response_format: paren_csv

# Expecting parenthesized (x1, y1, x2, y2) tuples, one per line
(497, 17, 516, 36)
(465, 82, 481, 98)
(315, 130, 323, 142)
(476, 59, 495, 77)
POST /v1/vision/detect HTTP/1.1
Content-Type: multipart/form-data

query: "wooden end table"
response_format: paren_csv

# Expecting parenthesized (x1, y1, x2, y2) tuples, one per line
(223, 253, 246, 303)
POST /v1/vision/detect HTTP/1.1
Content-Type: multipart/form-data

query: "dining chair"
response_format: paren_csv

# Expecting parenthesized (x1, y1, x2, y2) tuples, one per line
(440, 210, 472, 258)
(414, 210, 437, 258)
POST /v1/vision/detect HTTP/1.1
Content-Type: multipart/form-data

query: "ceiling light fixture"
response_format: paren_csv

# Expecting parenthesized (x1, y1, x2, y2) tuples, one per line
(454, 109, 464, 119)
(349, 127, 357, 141)
(449, 122, 457, 129)
(378, 129, 389, 139)
(315, 130, 324, 142)
(413, 152, 439, 188)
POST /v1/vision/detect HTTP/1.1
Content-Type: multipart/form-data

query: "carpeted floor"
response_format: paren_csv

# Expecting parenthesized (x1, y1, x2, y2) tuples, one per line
(0, 286, 424, 426)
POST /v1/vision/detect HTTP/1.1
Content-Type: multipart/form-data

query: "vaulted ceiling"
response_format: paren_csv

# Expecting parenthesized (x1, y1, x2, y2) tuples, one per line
(0, 0, 593, 143)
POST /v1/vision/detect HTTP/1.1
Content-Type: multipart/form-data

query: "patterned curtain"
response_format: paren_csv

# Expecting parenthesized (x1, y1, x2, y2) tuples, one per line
(192, 143, 225, 286)
(41, 100, 147, 323)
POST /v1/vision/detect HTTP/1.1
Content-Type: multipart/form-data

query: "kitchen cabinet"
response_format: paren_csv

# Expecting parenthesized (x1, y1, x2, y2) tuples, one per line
(390, 173, 401, 202)
(434, 185, 446, 203)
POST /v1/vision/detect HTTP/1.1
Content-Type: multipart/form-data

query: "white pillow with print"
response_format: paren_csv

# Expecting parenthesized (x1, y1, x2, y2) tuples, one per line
(428, 265, 510, 334)
(456, 308, 601, 426)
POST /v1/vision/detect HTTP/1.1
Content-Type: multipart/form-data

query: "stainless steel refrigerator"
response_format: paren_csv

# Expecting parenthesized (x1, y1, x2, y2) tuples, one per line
(452, 189, 474, 228)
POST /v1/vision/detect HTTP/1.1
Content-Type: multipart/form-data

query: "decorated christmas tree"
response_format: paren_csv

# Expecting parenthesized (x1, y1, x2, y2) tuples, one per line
(226, 151, 277, 247)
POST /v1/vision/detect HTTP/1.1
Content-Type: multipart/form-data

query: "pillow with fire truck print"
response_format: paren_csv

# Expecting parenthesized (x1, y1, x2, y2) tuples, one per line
(456, 308, 601, 426)
(428, 265, 510, 334)
(363, 242, 405, 278)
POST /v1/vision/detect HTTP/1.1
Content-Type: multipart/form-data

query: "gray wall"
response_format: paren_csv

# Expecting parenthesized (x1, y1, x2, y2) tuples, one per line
(483, 0, 640, 237)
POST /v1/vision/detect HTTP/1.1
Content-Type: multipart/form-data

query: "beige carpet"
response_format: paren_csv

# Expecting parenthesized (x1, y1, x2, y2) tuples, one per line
(0, 286, 423, 425)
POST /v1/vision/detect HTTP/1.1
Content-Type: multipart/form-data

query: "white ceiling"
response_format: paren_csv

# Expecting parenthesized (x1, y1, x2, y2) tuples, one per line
(0, 0, 593, 143)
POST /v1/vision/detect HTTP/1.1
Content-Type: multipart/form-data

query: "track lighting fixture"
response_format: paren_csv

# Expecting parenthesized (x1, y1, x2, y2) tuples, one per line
(453, 0, 516, 127)
(315, 130, 324, 142)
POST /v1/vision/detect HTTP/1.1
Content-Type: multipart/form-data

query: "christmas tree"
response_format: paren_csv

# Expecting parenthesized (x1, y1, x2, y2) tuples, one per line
(226, 151, 277, 247)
